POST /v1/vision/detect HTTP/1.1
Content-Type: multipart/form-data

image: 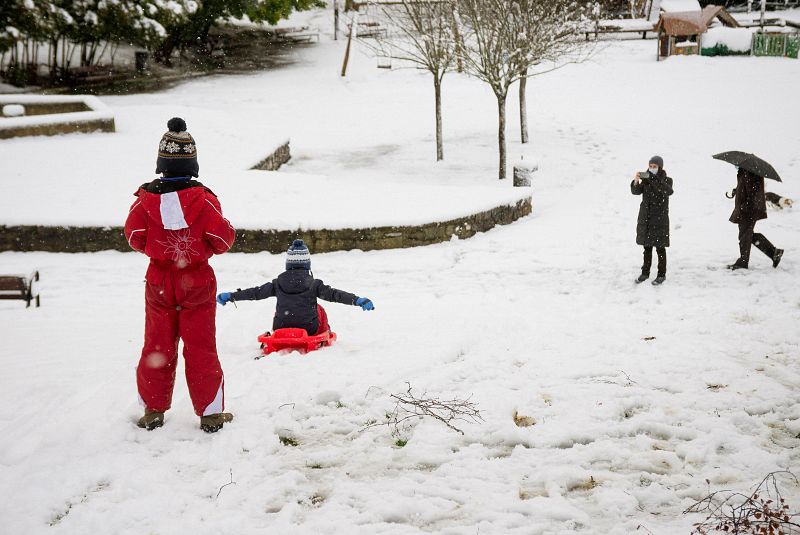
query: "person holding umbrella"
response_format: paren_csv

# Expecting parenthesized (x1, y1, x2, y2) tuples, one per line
(631, 156, 673, 285)
(713, 151, 785, 270)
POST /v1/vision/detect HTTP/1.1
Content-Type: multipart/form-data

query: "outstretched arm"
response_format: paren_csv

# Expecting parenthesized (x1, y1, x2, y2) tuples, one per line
(315, 280, 358, 305)
(229, 281, 276, 302)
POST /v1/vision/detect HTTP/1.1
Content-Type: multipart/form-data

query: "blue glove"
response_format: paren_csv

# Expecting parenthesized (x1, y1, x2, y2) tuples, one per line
(355, 297, 374, 311)
(216, 292, 232, 306)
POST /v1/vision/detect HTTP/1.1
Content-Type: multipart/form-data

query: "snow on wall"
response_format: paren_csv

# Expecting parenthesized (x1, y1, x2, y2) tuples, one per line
(0, 95, 114, 131)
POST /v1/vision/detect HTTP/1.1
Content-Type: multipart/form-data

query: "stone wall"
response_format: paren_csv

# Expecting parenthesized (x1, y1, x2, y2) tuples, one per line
(0, 197, 531, 254)
(251, 141, 291, 171)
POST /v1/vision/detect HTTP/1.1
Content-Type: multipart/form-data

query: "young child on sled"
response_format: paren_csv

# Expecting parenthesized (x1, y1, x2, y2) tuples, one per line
(215, 239, 374, 335)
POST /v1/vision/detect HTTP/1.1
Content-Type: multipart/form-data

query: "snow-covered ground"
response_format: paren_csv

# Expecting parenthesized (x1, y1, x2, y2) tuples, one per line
(1, 8, 800, 534)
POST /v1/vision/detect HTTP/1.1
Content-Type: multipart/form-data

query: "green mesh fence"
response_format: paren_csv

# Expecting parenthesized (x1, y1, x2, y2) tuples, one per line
(752, 32, 800, 58)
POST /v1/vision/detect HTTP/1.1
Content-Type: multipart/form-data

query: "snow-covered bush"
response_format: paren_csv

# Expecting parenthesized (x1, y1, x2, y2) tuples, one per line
(701, 27, 756, 56)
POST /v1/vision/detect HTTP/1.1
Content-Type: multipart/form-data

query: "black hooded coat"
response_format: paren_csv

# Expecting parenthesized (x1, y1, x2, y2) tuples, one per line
(631, 170, 674, 247)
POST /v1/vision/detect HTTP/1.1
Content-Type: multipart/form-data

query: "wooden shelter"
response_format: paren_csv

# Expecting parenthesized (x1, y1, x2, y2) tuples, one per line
(656, 5, 739, 59)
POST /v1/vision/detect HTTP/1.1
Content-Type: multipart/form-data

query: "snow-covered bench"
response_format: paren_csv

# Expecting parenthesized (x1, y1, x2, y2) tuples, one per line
(0, 271, 39, 308)
(583, 19, 657, 40)
(269, 26, 320, 42)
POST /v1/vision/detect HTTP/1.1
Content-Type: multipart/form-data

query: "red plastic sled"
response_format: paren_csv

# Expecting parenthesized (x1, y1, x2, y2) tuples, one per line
(257, 328, 337, 356)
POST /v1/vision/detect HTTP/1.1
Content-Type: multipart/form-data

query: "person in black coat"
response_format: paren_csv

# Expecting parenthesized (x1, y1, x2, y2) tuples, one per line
(216, 239, 374, 335)
(631, 156, 673, 285)
(727, 168, 784, 270)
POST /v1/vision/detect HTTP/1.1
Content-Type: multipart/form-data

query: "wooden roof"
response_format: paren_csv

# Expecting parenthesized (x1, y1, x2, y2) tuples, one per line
(656, 6, 739, 37)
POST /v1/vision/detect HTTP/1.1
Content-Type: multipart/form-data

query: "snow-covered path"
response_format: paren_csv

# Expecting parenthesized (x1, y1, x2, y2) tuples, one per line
(2, 20, 800, 535)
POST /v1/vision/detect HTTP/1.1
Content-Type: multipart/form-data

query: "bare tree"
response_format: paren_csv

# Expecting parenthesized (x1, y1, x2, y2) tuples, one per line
(360, 0, 460, 161)
(516, 1, 595, 145)
(458, 0, 592, 178)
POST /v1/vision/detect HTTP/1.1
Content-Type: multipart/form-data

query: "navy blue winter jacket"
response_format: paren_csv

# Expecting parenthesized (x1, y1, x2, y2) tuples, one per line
(230, 270, 358, 335)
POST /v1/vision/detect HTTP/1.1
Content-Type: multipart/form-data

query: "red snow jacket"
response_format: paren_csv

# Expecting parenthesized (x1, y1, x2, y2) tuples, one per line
(124, 179, 235, 280)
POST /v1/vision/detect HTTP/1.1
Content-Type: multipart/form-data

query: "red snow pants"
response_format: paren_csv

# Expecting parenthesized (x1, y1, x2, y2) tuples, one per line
(137, 262, 224, 416)
(315, 304, 330, 335)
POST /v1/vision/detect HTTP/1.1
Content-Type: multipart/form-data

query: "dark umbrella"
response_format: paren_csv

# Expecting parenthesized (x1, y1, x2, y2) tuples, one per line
(712, 151, 782, 182)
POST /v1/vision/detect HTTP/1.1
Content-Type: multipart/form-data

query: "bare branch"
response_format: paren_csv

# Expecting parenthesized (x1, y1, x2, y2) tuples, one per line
(683, 471, 800, 534)
(215, 469, 236, 500)
(363, 382, 483, 436)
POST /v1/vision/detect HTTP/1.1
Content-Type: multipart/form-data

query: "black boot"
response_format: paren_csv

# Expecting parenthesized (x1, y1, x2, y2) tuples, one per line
(773, 249, 784, 268)
(652, 275, 666, 286)
(635, 273, 649, 284)
(728, 259, 748, 270)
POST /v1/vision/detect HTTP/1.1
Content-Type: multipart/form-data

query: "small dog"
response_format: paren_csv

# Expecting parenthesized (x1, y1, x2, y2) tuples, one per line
(766, 192, 793, 210)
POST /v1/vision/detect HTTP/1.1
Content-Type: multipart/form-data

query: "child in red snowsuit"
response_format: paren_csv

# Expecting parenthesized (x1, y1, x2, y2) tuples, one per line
(124, 117, 236, 433)
(216, 239, 374, 335)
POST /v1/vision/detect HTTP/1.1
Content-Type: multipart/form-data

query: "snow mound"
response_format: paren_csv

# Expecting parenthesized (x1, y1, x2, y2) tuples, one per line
(703, 27, 755, 52)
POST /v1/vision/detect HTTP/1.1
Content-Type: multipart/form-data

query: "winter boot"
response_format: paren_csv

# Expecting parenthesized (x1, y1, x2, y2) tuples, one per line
(635, 273, 649, 284)
(773, 249, 784, 268)
(651, 276, 666, 286)
(200, 412, 234, 433)
(727, 259, 748, 270)
(137, 409, 165, 431)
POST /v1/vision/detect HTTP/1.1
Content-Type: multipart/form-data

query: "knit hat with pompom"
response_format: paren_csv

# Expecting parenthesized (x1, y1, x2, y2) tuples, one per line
(286, 239, 311, 270)
(156, 117, 199, 178)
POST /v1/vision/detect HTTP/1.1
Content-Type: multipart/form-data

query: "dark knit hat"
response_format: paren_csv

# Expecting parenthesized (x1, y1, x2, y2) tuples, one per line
(155, 117, 199, 178)
(286, 239, 311, 270)
(649, 155, 664, 170)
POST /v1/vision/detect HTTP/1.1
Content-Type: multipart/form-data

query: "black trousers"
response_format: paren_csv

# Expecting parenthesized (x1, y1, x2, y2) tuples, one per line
(642, 246, 667, 277)
(738, 221, 776, 265)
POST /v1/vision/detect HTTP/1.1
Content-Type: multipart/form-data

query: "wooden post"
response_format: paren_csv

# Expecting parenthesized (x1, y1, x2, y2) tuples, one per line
(341, 13, 359, 77)
(334, 0, 339, 40)
(657, 29, 662, 61)
(519, 69, 528, 144)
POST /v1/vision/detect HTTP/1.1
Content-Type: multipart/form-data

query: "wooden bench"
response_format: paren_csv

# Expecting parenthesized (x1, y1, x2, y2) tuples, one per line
(268, 26, 321, 43)
(356, 21, 387, 38)
(584, 21, 656, 40)
(0, 271, 40, 307)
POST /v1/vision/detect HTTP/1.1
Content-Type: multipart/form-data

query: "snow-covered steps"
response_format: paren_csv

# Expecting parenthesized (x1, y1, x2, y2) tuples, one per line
(0, 95, 115, 139)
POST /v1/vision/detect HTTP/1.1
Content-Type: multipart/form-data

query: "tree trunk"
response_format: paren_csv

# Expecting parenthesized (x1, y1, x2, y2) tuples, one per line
(497, 92, 507, 180)
(434, 76, 444, 161)
(519, 68, 529, 144)
(50, 38, 58, 78)
(155, 33, 179, 66)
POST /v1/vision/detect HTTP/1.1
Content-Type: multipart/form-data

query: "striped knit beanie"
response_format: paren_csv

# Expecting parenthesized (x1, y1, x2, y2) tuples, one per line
(155, 117, 199, 178)
(286, 239, 311, 270)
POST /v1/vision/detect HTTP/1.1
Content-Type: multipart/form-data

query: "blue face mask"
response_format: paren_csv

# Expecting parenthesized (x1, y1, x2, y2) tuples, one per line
(649, 167, 659, 174)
